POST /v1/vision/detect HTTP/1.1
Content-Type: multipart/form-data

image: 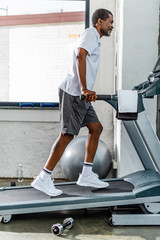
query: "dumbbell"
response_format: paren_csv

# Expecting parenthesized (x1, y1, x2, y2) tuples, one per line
(51, 217, 74, 235)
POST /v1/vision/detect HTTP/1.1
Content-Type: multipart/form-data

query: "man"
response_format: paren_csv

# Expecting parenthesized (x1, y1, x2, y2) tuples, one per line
(31, 8, 114, 196)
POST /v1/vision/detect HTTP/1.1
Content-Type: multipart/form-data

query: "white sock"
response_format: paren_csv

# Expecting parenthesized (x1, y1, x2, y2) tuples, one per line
(39, 167, 52, 180)
(82, 162, 93, 176)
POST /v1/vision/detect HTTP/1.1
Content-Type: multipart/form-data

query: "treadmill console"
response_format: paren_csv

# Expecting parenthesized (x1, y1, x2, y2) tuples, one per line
(133, 56, 160, 97)
(148, 56, 160, 81)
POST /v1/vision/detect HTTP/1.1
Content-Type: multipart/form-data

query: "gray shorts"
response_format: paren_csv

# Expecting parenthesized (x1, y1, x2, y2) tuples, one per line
(59, 88, 99, 135)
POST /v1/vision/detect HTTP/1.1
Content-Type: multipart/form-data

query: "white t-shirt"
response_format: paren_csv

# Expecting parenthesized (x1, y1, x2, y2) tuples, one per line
(59, 26, 101, 96)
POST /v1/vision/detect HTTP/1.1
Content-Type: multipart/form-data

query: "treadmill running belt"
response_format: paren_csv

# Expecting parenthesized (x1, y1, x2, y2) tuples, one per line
(0, 180, 134, 204)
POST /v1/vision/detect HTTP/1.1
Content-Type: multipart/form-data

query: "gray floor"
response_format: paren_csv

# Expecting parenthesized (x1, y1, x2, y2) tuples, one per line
(0, 179, 160, 240)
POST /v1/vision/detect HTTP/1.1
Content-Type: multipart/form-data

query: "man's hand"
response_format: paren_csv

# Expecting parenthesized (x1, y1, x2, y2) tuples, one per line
(81, 89, 97, 102)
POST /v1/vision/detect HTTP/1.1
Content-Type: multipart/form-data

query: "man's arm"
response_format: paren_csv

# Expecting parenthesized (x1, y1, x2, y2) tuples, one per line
(76, 48, 97, 102)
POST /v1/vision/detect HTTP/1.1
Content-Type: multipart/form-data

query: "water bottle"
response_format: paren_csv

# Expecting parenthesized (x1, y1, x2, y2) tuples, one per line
(17, 164, 24, 183)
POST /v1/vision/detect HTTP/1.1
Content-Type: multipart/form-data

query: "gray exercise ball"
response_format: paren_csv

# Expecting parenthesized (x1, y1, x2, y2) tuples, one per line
(61, 136, 112, 181)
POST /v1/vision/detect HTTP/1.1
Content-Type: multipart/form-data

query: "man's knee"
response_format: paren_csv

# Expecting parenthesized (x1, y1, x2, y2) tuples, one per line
(88, 122, 103, 136)
(96, 123, 103, 135)
(59, 133, 74, 144)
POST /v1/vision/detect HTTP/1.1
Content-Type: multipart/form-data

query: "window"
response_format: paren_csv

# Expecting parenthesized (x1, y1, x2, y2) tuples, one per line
(0, 0, 89, 103)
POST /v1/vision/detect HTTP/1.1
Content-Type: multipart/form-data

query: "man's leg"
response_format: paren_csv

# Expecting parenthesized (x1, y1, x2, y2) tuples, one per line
(77, 122, 109, 188)
(45, 133, 74, 171)
(31, 133, 74, 196)
(85, 122, 103, 163)
(81, 122, 102, 176)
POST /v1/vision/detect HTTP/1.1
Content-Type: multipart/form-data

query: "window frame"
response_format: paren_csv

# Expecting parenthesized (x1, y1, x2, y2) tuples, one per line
(0, 0, 90, 109)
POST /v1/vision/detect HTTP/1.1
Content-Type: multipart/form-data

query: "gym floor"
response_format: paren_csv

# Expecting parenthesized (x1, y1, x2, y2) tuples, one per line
(0, 179, 160, 240)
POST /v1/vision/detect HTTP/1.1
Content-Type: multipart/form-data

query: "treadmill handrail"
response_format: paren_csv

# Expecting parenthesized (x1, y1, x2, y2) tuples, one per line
(81, 94, 117, 101)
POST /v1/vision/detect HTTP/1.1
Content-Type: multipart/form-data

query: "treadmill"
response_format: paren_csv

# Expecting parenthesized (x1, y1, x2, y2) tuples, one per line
(1, 57, 160, 225)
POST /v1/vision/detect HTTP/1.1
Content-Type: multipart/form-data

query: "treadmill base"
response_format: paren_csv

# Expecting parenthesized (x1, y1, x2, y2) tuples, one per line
(111, 213, 160, 225)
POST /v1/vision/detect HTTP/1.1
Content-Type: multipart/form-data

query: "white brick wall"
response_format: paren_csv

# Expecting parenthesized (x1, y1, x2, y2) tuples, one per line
(0, 115, 63, 179)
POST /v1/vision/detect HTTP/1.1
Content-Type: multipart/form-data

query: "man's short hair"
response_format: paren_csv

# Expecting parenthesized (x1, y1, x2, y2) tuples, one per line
(92, 8, 113, 26)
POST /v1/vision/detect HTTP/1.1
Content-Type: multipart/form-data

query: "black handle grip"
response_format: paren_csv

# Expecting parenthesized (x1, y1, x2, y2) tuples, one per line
(81, 94, 112, 101)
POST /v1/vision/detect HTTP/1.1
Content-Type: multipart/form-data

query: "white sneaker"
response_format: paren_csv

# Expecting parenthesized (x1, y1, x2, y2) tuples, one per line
(77, 172, 109, 189)
(31, 176, 63, 197)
